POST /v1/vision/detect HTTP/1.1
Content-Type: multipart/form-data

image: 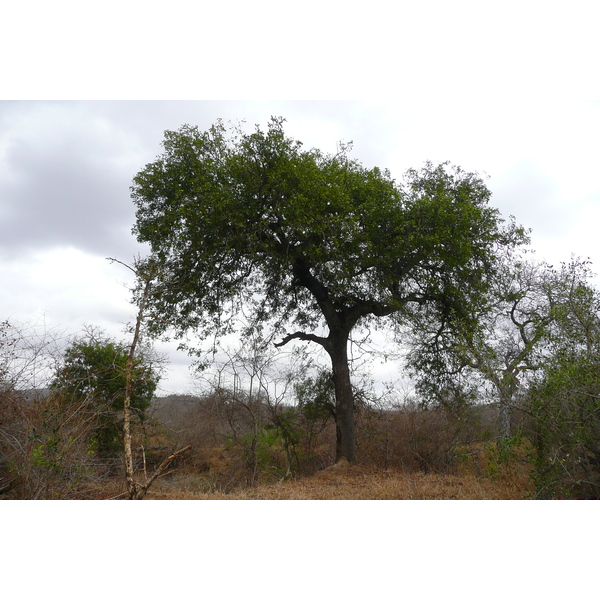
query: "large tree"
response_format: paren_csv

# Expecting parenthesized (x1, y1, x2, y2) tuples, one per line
(131, 117, 525, 463)
(406, 256, 594, 439)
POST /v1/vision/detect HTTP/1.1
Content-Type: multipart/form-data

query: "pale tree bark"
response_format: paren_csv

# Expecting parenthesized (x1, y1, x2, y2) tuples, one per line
(110, 258, 192, 500)
(122, 273, 150, 499)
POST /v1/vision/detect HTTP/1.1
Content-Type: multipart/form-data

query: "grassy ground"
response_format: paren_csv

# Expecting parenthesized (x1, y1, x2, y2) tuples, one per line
(144, 461, 532, 500)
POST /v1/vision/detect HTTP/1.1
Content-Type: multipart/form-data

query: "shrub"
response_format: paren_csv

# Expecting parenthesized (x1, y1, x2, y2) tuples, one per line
(526, 354, 600, 499)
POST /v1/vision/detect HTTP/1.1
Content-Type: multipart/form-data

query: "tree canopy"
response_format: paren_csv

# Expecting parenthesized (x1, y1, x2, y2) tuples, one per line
(131, 117, 527, 462)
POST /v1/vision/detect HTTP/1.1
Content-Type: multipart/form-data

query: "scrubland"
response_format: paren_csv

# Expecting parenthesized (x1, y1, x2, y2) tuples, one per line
(128, 393, 533, 500)
(0, 390, 555, 501)
(144, 461, 532, 500)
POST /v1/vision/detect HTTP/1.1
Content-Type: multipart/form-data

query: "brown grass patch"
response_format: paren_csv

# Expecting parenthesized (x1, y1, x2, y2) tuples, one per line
(145, 462, 531, 500)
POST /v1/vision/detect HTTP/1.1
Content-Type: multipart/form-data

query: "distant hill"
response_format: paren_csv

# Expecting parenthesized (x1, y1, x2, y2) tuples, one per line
(148, 394, 204, 428)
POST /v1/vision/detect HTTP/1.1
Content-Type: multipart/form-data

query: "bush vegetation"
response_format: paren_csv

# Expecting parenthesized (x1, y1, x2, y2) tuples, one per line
(1, 304, 599, 500)
(0, 322, 160, 499)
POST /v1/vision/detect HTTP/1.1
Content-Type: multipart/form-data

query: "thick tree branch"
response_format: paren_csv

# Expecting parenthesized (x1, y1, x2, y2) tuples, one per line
(274, 331, 329, 350)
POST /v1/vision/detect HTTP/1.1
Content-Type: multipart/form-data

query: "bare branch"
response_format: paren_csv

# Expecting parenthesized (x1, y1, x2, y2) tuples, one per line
(274, 331, 329, 350)
(137, 444, 193, 496)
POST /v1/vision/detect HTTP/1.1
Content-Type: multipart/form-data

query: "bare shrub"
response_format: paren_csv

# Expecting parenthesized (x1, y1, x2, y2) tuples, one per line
(1, 388, 120, 498)
(1, 319, 129, 498)
(356, 400, 493, 474)
(144, 384, 338, 494)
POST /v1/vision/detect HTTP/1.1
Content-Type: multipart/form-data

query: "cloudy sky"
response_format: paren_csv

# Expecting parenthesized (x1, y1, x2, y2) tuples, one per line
(1, 99, 599, 393)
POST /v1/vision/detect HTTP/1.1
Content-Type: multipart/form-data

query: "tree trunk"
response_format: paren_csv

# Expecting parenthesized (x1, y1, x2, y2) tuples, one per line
(498, 400, 511, 440)
(123, 286, 147, 500)
(329, 336, 356, 463)
(123, 361, 138, 499)
(112, 258, 193, 499)
(498, 370, 518, 441)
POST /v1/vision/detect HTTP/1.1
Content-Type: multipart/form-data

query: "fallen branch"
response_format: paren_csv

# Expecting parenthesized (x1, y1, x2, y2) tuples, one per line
(131, 444, 193, 500)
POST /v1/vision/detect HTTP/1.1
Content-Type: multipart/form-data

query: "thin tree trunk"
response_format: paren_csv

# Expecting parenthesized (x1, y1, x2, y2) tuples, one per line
(498, 400, 511, 441)
(123, 277, 151, 499)
(498, 370, 518, 441)
(123, 371, 137, 498)
(110, 257, 193, 500)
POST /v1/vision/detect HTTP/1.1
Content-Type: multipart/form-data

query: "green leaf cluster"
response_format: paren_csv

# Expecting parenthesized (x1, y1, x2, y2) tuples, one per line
(51, 332, 159, 456)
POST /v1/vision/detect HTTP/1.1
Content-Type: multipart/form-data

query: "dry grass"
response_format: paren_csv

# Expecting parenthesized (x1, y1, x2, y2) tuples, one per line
(145, 462, 532, 500)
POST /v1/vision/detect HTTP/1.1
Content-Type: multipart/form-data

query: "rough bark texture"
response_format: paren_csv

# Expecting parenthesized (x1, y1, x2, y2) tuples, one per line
(329, 339, 357, 463)
(497, 370, 518, 440)
(498, 400, 512, 441)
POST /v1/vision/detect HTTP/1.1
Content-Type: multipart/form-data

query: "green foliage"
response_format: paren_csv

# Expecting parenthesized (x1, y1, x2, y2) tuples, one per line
(51, 330, 159, 456)
(255, 424, 294, 478)
(406, 254, 599, 453)
(132, 117, 523, 348)
(524, 274, 600, 498)
(483, 431, 530, 480)
(528, 353, 600, 498)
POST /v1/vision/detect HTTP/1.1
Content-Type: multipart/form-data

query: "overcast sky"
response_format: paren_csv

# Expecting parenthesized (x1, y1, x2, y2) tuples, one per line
(1, 99, 599, 393)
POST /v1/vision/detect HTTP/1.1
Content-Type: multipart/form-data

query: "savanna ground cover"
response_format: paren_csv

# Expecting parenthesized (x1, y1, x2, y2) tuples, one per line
(145, 461, 532, 500)
(62, 458, 532, 500)
(0, 383, 542, 501)
(64, 397, 533, 500)
(134, 394, 534, 500)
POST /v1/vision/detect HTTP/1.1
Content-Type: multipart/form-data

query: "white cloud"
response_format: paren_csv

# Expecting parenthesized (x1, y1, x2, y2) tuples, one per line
(4, 248, 133, 329)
